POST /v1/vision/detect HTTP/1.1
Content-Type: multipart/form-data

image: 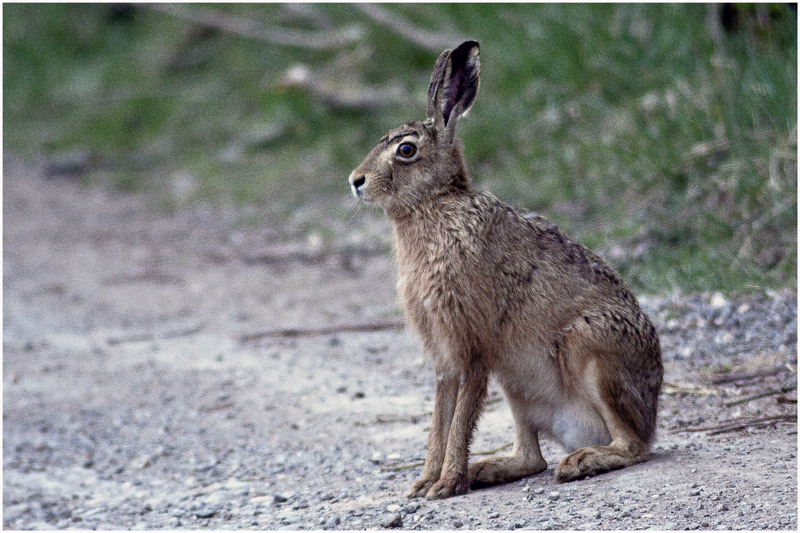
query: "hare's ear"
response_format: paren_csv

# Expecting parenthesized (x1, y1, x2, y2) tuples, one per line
(426, 40, 480, 143)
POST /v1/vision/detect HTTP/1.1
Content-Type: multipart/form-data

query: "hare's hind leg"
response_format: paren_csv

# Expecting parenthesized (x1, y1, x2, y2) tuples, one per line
(468, 391, 547, 488)
(553, 402, 649, 483)
(553, 314, 658, 483)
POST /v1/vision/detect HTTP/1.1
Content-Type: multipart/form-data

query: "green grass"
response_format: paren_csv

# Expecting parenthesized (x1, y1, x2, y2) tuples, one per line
(4, 3, 796, 294)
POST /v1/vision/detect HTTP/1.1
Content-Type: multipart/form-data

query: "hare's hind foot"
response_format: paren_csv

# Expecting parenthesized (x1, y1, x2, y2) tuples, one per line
(553, 438, 648, 483)
(468, 454, 547, 488)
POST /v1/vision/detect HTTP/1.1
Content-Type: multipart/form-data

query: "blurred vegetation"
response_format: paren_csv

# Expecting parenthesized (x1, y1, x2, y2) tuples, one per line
(4, 3, 797, 294)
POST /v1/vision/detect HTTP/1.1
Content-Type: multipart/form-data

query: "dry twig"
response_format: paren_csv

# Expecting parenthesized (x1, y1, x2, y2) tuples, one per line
(370, 398, 504, 425)
(147, 4, 361, 50)
(707, 414, 796, 436)
(352, 4, 462, 53)
(380, 442, 513, 471)
(280, 64, 407, 110)
(672, 414, 796, 435)
(107, 323, 204, 345)
(711, 365, 789, 385)
(724, 383, 797, 407)
(239, 318, 405, 343)
(662, 381, 717, 395)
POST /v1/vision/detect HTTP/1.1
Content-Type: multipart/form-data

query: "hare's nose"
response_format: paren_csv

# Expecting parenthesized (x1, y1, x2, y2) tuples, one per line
(350, 175, 366, 198)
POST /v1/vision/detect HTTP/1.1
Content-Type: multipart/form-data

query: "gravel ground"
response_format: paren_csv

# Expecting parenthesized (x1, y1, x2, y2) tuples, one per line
(3, 158, 797, 530)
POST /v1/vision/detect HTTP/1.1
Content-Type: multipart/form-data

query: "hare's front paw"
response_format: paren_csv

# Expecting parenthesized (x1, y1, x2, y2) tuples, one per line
(407, 477, 436, 499)
(425, 473, 469, 500)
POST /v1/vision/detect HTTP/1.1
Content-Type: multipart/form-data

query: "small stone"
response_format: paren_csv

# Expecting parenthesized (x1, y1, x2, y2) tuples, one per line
(453, 520, 463, 528)
(489, 512, 500, 519)
(690, 488, 702, 496)
(273, 493, 292, 503)
(386, 504, 401, 513)
(710, 292, 728, 309)
(533, 487, 545, 494)
(718, 504, 729, 512)
(382, 514, 403, 528)
(548, 491, 561, 501)
(404, 503, 420, 514)
(194, 507, 217, 519)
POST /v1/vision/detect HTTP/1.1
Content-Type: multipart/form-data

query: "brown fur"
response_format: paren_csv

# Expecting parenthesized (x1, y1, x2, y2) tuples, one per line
(349, 41, 663, 500)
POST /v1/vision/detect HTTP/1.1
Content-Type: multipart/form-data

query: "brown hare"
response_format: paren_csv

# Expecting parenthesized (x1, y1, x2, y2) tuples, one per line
(348, 41, 663, 500)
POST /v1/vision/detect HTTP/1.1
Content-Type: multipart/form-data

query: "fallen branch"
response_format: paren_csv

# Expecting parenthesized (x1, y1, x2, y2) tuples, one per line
(107, 323, 204, 346)
(381, 460, 424, 472)
(672, 414, 796, 435)
(375, 411, 431, 424)
(662, 381, 717, 396)
(238, 243, 390, 266)
(380, 442, 514, 471)
(239, 318, 405, 343)
(147, 3, 361, 50)
(776, 394, 797, 405)
(472, 442, 513, 457)
(352, 4, 462, 53)
(707, 414, 796, 436)
(371, 398, 504, 425)
(279, 64, 407, 110)
(711, 365, 790, 385)
(724, 383, 797, 407)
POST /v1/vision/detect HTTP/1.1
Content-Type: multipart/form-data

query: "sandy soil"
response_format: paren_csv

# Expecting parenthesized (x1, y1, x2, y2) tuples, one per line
(3, 157, 797, 530)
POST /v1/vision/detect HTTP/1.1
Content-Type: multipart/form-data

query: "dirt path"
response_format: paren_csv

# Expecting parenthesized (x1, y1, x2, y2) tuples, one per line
(3, 159, 797, 530)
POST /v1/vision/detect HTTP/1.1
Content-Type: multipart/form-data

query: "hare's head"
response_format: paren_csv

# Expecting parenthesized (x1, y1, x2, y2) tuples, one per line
(349, 41, 480, 217)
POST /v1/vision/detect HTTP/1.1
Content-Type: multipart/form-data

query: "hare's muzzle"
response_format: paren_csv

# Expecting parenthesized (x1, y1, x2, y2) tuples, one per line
(349, 172, 366, 199)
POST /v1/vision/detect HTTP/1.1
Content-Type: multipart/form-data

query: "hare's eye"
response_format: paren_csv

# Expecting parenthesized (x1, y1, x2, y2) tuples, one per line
(397, 142, 417, 158)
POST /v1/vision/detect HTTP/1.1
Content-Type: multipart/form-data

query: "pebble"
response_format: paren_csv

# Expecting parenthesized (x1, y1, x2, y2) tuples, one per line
(194, 507, 217, 519)
(382, 514, 403, 528)
(533, 487, 545, 494)
(404, 503, 420, 514)
(273, 492, 293, 504)
(488, 511, 500, 519)
(548, 491, 561, 501)
(386, 504, 401, 513)
(690, 488, 702, 496)
(453, 519, 463, 528)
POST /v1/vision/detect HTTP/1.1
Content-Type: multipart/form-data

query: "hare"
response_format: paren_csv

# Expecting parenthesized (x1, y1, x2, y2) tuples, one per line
(348, 41, 663, 500)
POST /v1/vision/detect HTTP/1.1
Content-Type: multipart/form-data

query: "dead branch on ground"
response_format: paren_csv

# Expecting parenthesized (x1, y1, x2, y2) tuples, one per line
(672, 414, 796, 435)
(237, 243, 391, 267)
(380, 442, 513, 471)
(107, 323, 204, 346)
(369, 398, 504, 425)
(239, 318, 405, 343)
(352, 4, 463, 53)
(147, 4, 361, 50)
(279, 64, 408, 110)
(711, 364, 791, 385)
(724, 383, 797, 407)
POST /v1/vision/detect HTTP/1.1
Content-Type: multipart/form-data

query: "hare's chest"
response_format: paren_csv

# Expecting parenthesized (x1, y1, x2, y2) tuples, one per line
(396, 254, 460, 314)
